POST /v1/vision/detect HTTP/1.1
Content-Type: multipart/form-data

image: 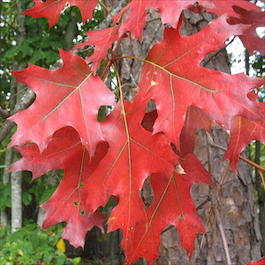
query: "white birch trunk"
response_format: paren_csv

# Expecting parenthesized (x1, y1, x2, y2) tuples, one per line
(37, 208, 46, 227)
(0, 148, 12, 227)
(11, 170, 22, 232)
(10, 0, 26, 233)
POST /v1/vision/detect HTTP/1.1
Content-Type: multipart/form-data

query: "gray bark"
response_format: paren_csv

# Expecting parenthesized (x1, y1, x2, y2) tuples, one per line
(118, 9, 163, 100)
(11, 80, 24, 232)
(37, 207, 46, 227)
(0, 89, 35, 144)
(0, 148, 12, 228)
(10, 0, 27, 233)
(11, 169, 22, 232)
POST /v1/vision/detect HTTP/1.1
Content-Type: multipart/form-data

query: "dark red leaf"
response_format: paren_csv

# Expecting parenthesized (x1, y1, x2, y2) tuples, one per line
(180, 106, 212, 155)
(24, 0, 98, 27)
(225, 116, 265, 171)
(10, 127, 107, 247)
(83, 96, 177, 250)
(124, 153, 211, 264)
(74, 25, 120, 73)
(138, 16, 264, 148)
(231, 6, 265, 54)
(10, 50, 115, 155)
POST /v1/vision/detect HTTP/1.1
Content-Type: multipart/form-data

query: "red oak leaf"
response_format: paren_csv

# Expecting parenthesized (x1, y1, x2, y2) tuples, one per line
(114, 0, 258, 41)
(225, 116, 265, 171)
(230, 6, 265, 54)
(180, 106, 212, 156)
(116, 0, 153, 40)
(141, 105, 212, 156)
(204, 0, 259, 17)
(74, 0, 260, 72)
(74, 25, 120, 73)
(124, 154, 211, 265)
(83, 95, 177, 251)
(154, 0, 195, 27)
(10, 127, 107, 247)
(10, 126, 82, 178)
(115, 0, 197, 40)
(9, 50, 115, 155)
(24, 0, 98, 27)
(41, 143, 105, 247)
(138, 15, 264, 148)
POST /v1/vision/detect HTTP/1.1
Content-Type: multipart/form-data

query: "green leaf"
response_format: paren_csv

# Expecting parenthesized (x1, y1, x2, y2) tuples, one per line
(22, 192, 32, 206)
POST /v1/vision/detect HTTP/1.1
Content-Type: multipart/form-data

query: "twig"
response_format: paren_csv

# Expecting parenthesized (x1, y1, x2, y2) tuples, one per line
(214, 208, 232, 265)
(196, 196, 210, 210)
(146, 17, 161, 24)
(98, 0, 111, 14)
(199, 163, 231, 249)
(210, 142, 265, 172)
(0, 120, 15, 143)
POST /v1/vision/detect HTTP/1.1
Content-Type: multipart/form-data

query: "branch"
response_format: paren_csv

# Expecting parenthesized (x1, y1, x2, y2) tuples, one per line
(214, 207, 232, 265)
(98, 0, 111, 14)
(0, 90, 35, 144)
(0, 120, 15, 144)
(210, 142, 265, 172)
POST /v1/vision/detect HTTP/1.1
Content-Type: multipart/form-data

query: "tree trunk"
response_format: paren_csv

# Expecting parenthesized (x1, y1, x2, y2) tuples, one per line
(10, 0, 27, 233)
(11, 170, 22, 232)
(0, 148, 12, 228)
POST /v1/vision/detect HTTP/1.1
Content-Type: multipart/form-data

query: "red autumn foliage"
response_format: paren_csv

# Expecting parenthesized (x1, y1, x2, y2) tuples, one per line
(24, 0, 98, 27)
(9, 0, 265, 264)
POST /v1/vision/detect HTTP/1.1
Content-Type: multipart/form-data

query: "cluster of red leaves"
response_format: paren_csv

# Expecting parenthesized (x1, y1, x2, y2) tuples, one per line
(9, 1, 265, 264)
